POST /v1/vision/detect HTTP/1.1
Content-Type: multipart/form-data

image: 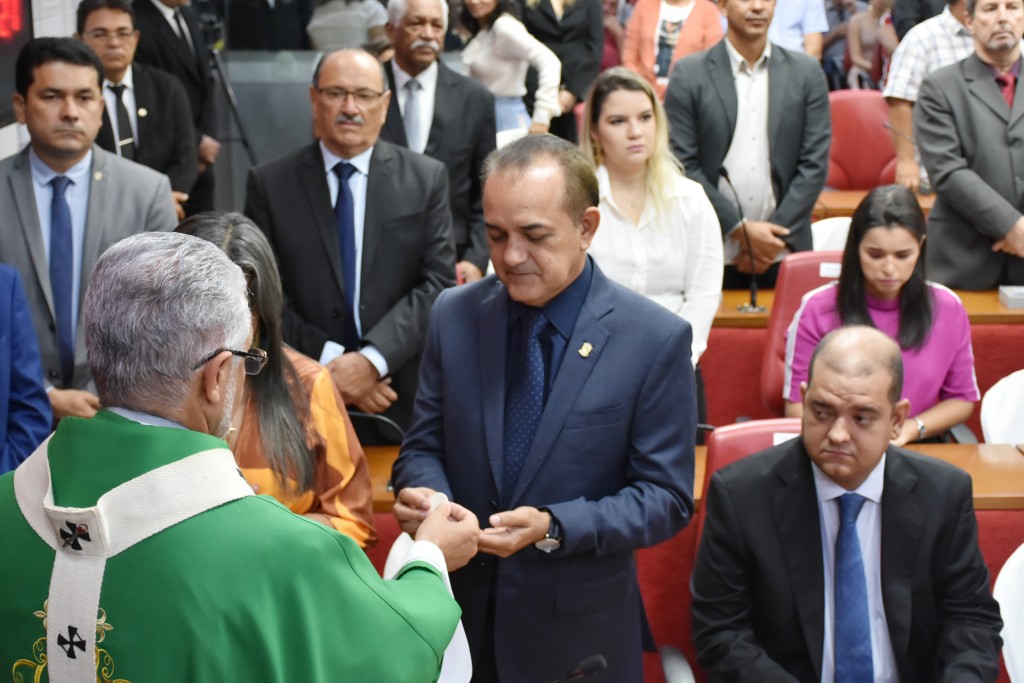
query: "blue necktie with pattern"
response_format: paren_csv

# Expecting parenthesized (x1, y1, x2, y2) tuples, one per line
(835, 492, 874, 682)
(503, 310, 548, 503)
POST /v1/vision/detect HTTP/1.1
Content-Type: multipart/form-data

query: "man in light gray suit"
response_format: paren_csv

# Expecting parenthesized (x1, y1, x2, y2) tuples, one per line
(1, 38, 176, 420)
(665, 0, 830, 290)
(915, 0, 1024, 289)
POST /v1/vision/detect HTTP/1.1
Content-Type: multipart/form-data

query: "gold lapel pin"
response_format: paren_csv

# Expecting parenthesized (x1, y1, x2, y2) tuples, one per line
(138, 107, 148, 117)
(578, 342, 593, 358)
(93, 171, 103, 182)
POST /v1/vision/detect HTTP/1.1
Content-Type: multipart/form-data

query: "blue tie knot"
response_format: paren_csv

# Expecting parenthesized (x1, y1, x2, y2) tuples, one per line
(333, 162, 356, 182)
(839, 493, 867, 525)
(50, 175, 72, 196)
(521, 309, 548, 340)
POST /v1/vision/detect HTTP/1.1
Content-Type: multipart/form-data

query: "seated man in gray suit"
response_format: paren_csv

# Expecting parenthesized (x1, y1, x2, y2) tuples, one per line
(1, 38, 177, 420)
(693, 326, 1003, 682)
(915, 0, 1024, 289)
(665, 0, 830, 290)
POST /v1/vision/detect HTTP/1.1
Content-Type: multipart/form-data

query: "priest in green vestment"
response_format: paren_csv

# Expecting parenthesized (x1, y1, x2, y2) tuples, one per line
(0, 231, 480, 683)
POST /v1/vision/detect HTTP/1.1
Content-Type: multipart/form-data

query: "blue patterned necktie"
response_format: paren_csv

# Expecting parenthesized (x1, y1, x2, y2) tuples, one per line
(332, 162, 360, 351)
(503, 310, 548, 503)
(835, 493, 874, 683)
(49, 175, 75, 386)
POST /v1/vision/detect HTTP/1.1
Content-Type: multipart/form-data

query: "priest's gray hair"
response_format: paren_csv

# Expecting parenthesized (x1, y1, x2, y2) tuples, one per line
(387, 0, 449, 33)
(84, 232, 251, 411)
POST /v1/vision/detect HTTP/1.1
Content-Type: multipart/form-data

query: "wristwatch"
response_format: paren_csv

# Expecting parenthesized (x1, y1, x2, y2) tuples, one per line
(534, 508, 562, 553)
(914, 417, 927, 441)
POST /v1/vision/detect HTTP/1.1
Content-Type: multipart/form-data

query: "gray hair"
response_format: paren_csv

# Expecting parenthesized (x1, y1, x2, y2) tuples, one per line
(84, 231, 251, 412)
(387, 0, 450, 34)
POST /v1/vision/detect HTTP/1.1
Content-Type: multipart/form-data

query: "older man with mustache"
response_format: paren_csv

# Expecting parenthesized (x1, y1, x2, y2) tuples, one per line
(245, 48, 456, 444)
(381, 0, 496, 285)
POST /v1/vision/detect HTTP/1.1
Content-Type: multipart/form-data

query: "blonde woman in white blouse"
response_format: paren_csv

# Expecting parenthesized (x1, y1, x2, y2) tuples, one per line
(461, 0, 562, 134)
(581, 67, 722, 368)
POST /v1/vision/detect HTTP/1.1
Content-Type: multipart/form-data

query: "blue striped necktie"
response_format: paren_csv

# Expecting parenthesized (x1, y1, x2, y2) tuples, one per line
(49, 175, 75, 386)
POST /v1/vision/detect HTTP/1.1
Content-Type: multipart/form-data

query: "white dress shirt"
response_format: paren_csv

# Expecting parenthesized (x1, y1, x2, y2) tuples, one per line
(813, 454, 899, 683)
(29, 148, 93, 344)
(103, 65, 139, 154)
(589, 165, 723, 365)
(718, 38, 780, 265)
(318, 142, 389, 378)
(392, 60, 438, 154)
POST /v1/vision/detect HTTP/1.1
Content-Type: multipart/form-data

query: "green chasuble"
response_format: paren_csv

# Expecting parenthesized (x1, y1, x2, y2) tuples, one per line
(0, 410, 460, 682)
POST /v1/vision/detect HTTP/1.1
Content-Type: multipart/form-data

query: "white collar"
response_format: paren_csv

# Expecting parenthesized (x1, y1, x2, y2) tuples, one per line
(724, 37, 772, 75)
(391, 59, 439, 95)
(148, 0, 178, 23)
(320, 141, 373, 176)
(104, 64, 135, 91)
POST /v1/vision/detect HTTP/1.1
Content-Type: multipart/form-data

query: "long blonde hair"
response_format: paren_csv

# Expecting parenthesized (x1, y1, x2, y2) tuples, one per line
(580, 67, 684, 211)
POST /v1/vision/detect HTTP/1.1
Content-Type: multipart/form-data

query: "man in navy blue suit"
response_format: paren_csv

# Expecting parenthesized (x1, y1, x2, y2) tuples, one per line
(0, 265, 52, 474)
(392, 135, 696, 682)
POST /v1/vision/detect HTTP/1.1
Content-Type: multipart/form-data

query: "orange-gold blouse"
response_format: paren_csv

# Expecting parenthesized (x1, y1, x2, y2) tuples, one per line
(233, 347, 377, 547)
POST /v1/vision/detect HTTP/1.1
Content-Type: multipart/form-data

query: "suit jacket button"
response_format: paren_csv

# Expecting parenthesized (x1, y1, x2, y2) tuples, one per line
(489, 499, 498, 508)
(48, 370, 59, 379)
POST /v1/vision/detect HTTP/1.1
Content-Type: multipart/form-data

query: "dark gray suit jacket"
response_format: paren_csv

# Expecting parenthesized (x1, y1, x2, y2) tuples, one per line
(243, 141, 455, 436)
(915, 53, 1024, 289)
(693, 438, 1003, 682)
(380, 60, 495, 272)
(665, 40, 831, 253)
(0, 147, 177, 390)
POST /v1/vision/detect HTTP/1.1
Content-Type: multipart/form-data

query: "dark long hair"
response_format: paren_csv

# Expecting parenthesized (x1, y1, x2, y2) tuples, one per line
(836, 184, 932, 350)
(177, 212, 317, 492)
(460, 0, 520, 36)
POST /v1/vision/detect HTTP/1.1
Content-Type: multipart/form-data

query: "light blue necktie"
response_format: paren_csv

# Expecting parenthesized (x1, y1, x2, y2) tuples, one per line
(403, 78, 425, 153)
(503, 310, 547, 503)
(49, 175, 75, 386)
(835, 493, 874, 683)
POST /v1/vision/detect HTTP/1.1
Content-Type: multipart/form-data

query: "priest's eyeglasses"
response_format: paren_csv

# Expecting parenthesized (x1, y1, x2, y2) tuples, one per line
(192, 347, 268, 376)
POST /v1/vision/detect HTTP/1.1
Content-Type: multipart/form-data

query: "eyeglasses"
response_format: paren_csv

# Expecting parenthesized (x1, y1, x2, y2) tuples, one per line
(315, 87, 386, 106)
(192, 347, 269, 376)
(83, 29, 136, 41)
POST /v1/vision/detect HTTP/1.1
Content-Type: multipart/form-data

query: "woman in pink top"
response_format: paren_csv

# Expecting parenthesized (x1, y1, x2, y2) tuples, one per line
(622, 0, 722, 99)
(784, 185, 979, 445)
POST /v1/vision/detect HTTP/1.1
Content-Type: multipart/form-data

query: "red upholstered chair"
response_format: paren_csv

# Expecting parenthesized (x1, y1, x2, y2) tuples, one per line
(760, 251, 843, 415)
(826, 90, 897, 190)
(695, 418, 802, 547)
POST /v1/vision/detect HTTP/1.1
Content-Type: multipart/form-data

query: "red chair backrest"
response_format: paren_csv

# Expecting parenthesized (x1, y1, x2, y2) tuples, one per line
(826, 90, 897, 190)
(696, 418, 802, 547)
(760, 251, 843, 415)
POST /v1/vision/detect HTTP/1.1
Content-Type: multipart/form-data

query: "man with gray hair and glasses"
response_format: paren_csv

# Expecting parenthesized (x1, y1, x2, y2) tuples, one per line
(0, 231, 479, 681)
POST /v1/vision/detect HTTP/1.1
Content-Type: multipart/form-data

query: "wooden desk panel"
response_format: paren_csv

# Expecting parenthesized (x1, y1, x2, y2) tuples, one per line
(714, 289, 1024, 328)
(815, 189, 935, 219)
(366, 443, 1024, 513)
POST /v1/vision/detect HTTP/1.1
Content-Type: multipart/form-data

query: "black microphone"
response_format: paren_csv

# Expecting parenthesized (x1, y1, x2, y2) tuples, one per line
(549, 654, 608, 682)
(718, 166, 767, 313)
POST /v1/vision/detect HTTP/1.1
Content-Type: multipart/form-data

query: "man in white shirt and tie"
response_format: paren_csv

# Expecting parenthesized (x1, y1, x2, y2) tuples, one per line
(692, 325, 1003, 681)
(380, 0, 496, 284)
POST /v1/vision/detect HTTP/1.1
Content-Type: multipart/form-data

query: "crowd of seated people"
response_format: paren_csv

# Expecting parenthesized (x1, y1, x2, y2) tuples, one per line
(3, 0, 1024, 677)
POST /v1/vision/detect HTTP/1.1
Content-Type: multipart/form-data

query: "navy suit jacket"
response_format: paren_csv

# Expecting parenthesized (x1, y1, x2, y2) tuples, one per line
(393, 262, 696, 681)
(692, 438, 1003, 682)
(0, 265, 51, 475)
(665, 40, 830, 251)
(96, 62, 198, 194)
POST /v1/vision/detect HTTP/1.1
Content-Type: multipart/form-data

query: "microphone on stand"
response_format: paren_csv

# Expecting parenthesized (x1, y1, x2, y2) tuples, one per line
(719, 166, 767, 314)
(549, 654, 608, 682)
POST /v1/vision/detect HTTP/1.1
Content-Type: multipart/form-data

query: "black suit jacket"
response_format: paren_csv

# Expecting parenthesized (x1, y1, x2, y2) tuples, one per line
(522, 0, 602, 141)
(96, 62, 198, 193)
(243, 141, 456, 435)
(380, 61, 495, 271)
(666, 40, 830, 252)
(133, 0, 215, 138)
(224, 0, 313, 49)
(894, 0, 946, 39)
(692, 438, 1003, 683)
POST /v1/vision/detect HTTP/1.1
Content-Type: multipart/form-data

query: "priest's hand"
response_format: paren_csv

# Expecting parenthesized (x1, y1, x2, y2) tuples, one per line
(394, 486, 438, 536)
(416, 501, 481, 572)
